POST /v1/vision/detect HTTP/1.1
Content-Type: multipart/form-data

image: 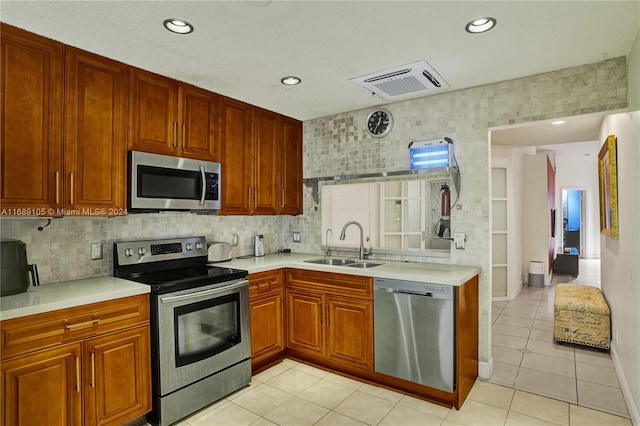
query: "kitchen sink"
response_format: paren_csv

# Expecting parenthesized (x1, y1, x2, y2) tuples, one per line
(345, 261, 383, 268)
(303, 258, 383, 268)
(304, 258, 357, 266)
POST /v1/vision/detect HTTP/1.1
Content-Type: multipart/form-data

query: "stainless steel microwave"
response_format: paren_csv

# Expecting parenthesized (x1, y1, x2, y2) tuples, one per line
(128, 151, 221, 212)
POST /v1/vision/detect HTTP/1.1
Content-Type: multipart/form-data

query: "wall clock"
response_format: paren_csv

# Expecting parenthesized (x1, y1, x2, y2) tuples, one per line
(366, 109, 393, 137)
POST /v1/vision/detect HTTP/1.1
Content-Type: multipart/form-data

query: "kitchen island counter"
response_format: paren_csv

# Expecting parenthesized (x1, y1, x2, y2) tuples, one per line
(0, 276, 150, 321)
(220, 253, 479, 286)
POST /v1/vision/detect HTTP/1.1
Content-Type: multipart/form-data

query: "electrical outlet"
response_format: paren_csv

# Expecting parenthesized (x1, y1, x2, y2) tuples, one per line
(231, 234, 239, 247)
(91, 242, 103, 260)
(293, 231, 302, 243)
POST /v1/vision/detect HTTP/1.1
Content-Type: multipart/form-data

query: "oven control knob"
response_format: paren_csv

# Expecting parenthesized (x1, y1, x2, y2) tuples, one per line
(195, 242, 203, 250)
(137, 247, 147, 256)
(124, 248, 133, 257)
(185, 243, 193, 251)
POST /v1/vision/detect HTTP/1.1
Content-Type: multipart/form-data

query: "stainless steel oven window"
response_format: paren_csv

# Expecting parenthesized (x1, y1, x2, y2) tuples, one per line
(173, 293, 241, 367)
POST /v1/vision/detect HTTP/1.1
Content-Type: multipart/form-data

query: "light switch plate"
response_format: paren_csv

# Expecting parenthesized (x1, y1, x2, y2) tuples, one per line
(453, 233, 465, 250)
(231, 234, 239, 247)
(293, 231, 302, 243)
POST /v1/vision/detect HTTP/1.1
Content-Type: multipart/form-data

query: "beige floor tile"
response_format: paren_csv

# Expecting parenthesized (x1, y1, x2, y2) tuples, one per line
(493, 332, 529, 350)
(514, 368, 577, 404)
(252, 362, 290, 383)
(496, 314, 535, 328)
(231, 383, 292, 416)
(225, 380, 260, 402)
(528, 328, 553, 342)
(501, 306, 537, 319)
(575, 361, 619, 387)
(574, 347, 614, 368)
(526, 338, 575, 361)
(576, 380, 629, 418)
(334, 391, 396, 425)
(493, 323, 531, 338)
(297, 378, 356, 409)
(266, 368, 321, 394)
(314, 411, 367, 426)
(397, 394, 451, 418)
(569, 404, 632, 425)
(492, 345, 524, 366)
(505, 411, 560, 425)
(444, 399, 508, 426)
(249, 419, 278, 426)
(358, 383, 403, 403)
(187, 401, 260, 426)
(292, 361, 329, 378)
(323, 372, 365, 390)
(378, 404, 444, 426)
(488, 361, 519, 387)
(532, 318, 554, 331)
(510, 390, 569, 426)
(521, 352, 576, 378)
(467, 380, 514, 410)
(263, 396, 329, 426)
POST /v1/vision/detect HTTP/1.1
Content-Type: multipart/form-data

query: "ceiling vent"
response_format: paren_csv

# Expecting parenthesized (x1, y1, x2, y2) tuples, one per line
(350, 60, 450, 100)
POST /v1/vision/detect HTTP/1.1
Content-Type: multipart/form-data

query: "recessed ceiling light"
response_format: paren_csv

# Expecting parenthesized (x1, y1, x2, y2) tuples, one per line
(465, 17, 497, 34)
(281, 76, 301, 86)
(163, 18, 194, 34)
(551, 120, 566, 125)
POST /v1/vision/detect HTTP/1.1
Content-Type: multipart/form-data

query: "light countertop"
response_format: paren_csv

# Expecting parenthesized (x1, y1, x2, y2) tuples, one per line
(219, 253, 480, 286)
(0, 277, 150, 321)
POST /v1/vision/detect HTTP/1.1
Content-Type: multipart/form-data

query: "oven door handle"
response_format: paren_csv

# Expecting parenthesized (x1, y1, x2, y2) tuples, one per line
(160, 280, 249, 303)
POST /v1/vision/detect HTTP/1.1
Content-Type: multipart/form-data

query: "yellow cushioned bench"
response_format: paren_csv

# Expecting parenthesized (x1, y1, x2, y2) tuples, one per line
(553, 284, 610, 350)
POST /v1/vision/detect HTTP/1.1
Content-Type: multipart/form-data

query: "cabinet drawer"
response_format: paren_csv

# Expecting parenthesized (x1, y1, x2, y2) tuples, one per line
(286, 269, 372, 299)
(249, 269, 284, 298)
(1, 294, 149, 360)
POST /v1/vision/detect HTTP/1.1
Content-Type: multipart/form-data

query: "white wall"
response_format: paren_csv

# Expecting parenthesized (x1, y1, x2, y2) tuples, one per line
(522, 153, 553, 284)
(599, 111, 640, 425)
(627, 26, 640, 110)
(553, 144, 601, 259)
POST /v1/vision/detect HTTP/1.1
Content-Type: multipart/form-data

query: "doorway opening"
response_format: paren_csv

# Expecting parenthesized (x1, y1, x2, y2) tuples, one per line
(561, 188, 586, 258)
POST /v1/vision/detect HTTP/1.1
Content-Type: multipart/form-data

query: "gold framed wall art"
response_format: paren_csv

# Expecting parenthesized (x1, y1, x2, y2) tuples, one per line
(598, 135, 619, 239)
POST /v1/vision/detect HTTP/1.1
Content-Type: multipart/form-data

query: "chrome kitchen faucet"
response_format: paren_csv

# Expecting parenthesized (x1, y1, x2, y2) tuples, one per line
(339, 221, 366, 260)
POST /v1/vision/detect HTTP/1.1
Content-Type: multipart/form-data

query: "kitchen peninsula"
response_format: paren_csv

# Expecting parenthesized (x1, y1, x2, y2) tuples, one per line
(231, 252, 479, 410)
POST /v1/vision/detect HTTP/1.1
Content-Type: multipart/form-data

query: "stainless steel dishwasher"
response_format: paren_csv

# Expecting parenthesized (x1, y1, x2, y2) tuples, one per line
(374, 277, 455, 392)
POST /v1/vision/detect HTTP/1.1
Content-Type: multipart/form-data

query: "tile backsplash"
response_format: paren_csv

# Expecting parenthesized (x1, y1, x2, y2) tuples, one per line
(0, 213, 291, 284)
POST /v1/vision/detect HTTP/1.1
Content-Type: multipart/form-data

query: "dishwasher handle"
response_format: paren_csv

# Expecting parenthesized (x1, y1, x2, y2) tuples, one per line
(375, 287, 434, 297)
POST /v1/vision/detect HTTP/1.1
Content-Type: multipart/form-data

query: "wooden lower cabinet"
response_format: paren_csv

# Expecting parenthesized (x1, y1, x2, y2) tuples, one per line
(84, 325, 151, 426)
(0, 295, 151, 426)
(1, 343, 82, 426)
(285, 269, 373, 372)
(249, 270, 285, 370)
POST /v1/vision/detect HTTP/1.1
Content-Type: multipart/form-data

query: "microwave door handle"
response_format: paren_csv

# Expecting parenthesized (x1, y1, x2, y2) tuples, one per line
(199, 166, 206, 206)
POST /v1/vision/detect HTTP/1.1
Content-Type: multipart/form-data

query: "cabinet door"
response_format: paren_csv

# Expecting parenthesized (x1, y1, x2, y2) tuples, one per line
(179, 83, 220, 161)
(325, 296, 373, 370)
(1, 343, 82, 426)
(83, 325, 151, 426)
(252, 108, 279, 215)
(250, 292, 284, 364)
(286, 289, 324, 358)
(64, 47, 127, 214)
(129, 67, 178, 155)
(279, 117, 303, 215)
(218, 97, 253, 214)
(1, 24, 64, 213)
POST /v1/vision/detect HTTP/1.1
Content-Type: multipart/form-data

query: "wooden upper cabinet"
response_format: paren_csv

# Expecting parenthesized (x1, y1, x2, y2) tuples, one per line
(253, 108, 279, 215)
(64, 47, 128, 213)
(128, 68, 179, 156)
(279, 117, 303, 215)
(179, 83, 220, 161)
(0, 24, 64, 213)
(129, 68, 220, 161)
(218, 97, 253, 215)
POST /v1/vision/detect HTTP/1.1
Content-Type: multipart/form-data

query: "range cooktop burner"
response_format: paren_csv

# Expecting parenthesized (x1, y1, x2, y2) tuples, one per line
(113, 236, 248, 295)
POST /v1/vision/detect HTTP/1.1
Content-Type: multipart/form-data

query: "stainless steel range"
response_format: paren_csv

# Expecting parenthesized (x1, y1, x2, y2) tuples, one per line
(114, 236, 250, 426)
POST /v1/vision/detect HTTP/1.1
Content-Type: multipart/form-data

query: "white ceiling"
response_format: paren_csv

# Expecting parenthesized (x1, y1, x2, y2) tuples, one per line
(2, 1, 638, 149)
